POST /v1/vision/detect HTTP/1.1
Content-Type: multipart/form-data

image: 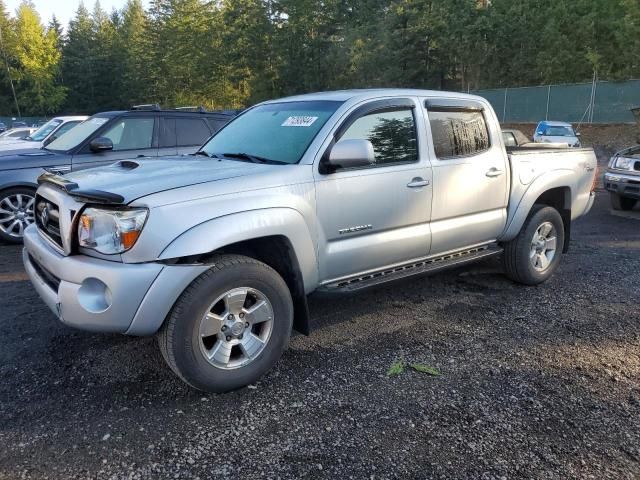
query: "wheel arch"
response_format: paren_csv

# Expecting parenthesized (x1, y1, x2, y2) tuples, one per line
(0, 182, 38, 193)
(155, 208, 318, 335)
(501, 173, 574, 252)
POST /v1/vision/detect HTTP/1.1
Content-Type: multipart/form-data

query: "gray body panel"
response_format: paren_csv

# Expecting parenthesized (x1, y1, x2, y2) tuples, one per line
(23, 89, 597, 336)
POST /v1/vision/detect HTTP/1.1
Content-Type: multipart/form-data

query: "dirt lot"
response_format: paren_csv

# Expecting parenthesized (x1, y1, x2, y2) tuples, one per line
(1, 194, 639, 479)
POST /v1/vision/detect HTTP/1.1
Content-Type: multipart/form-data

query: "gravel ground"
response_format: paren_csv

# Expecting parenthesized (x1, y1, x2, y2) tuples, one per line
(1, 189, 639, 479)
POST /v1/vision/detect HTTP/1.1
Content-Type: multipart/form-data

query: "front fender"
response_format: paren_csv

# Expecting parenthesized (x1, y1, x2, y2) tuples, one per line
(158, 208, 319, 293)
(500, 169, 573, 242)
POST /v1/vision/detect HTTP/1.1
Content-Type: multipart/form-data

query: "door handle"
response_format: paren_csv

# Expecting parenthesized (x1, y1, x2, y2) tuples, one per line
(486, 168, 504, 178)
(407, 178, 430, 188)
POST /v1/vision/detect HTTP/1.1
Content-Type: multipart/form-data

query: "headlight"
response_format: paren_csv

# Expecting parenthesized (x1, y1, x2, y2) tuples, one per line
(613, 157, 632, 170)
(78, 207, 148, 254)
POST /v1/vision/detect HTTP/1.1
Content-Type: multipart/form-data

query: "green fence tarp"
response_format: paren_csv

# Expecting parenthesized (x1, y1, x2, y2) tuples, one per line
(473, 79, 640, 124)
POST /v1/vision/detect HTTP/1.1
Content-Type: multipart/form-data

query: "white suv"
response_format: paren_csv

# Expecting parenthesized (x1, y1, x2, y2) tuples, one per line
(0, 116, 87, 151)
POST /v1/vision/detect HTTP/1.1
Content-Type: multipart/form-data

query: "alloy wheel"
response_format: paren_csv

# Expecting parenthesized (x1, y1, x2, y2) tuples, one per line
(529, 221, 557, 272)
(198, 287, 274, 370)
(0, 193, 35, 239)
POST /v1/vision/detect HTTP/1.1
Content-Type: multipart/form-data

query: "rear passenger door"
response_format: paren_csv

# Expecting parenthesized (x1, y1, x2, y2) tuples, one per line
(175, 117, 212, 155)
(71, 116, 159, 170)
(422, 98, 509, 254)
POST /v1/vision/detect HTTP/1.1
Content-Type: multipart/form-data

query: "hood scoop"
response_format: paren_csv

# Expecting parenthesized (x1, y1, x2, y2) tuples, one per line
(114, 160, 140, 170)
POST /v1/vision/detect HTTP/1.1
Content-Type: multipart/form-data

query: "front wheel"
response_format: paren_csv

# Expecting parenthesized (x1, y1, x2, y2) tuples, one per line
(157, 254, 293, 392)
(503, 205, 565, 285)
(0, 187, 36, 244)
(610, 192, 637, 211)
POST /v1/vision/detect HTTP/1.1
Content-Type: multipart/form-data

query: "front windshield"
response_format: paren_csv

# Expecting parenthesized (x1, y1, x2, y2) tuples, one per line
(544, 126, 575, 137)
(46, 117, 110, 152)
(201, 100, 343, 164)
(27, 119, 62, 142)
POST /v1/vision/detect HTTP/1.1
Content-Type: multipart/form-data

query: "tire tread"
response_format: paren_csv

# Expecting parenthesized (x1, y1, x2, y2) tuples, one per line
(157, 254, 289, 391)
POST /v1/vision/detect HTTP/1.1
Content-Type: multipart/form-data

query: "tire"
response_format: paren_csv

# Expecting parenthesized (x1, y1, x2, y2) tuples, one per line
(503, 205, 565, 286)
(157, 254, 293, 393)
(610, 192, 637, 211)
(0, 187, 36, 244)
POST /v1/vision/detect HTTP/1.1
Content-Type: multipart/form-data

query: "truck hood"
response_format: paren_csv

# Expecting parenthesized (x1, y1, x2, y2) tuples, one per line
(0, 148, 68, 170)
(61, 156, 277, 203)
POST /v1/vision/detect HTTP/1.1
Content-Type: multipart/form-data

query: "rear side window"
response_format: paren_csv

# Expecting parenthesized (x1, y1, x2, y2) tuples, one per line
(340, 108, 418, 165)
(428, 110, 490, 159)
(175, 118, 211, 146)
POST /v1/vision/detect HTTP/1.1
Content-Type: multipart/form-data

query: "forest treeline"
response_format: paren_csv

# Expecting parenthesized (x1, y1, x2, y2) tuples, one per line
(0, 0, 639, 116)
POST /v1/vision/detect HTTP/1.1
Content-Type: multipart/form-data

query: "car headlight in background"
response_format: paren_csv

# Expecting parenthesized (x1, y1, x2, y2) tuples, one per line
(78, 207, 148, 254)
(613, 156, 632, 170)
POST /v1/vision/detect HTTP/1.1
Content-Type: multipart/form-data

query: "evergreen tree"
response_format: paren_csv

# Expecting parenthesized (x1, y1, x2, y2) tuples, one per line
(0, 0, 18, 114)
(119, 0, 150, 107)
(47, 14, 63, 49)
(62, 2, 96, 112)
(12, 1, 65, 115)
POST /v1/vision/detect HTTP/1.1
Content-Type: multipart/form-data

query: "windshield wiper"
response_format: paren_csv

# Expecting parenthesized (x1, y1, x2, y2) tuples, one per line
(221, 152, 286, 165)
(192, 150, 218, 158)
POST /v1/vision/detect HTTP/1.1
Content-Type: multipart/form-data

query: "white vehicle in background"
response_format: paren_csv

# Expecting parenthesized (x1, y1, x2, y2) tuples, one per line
(0, 127, 36, 142)
(0, 116, 87, 151)
(533, 121, 581, 147)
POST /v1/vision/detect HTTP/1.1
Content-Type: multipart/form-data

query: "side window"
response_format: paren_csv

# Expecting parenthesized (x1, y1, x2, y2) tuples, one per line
(101, 117, 154, 151)
(340, 108, 418, 165)
(159, 118, 176, 148)
(428, 110, 490, 158)
(175, 118, 211, 146)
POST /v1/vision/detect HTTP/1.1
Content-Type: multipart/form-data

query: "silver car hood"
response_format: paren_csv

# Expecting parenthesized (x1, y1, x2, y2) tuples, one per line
(62, 156, 276, 204)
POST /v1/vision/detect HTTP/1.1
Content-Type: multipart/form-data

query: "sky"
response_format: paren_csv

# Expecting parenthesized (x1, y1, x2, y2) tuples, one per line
(5, 0, 151, 28)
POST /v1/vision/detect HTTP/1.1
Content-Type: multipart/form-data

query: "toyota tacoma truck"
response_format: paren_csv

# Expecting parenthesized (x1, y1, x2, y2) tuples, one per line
(23, 89, 597, 392)
(604, 107, 640, 211)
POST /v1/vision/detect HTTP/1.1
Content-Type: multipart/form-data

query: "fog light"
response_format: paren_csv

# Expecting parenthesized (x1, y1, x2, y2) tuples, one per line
(77, 278, 112, 313)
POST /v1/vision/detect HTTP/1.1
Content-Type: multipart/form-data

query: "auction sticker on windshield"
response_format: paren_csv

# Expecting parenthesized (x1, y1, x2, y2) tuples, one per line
(281, 116, 318, 127)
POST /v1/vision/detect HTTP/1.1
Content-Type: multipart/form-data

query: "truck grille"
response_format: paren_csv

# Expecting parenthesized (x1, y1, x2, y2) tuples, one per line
(35, 195, 63, 250)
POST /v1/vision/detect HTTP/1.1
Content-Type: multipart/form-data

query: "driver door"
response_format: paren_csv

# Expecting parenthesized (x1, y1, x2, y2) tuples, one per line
(314, 98, 433, 283)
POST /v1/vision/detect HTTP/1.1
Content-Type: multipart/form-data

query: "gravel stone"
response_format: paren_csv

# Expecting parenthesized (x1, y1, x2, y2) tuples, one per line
(0, 186, 638, 479)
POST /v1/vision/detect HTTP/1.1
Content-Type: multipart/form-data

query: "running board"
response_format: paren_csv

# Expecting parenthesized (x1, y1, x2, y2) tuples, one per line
(319, 244, 503, 293)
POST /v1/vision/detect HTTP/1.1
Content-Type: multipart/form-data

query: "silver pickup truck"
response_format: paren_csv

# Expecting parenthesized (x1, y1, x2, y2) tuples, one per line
(23, 89, 597, 392)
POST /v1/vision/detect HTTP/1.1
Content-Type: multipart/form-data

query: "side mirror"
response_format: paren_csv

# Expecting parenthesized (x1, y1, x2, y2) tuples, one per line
(326, 139, 375, 170)
(89, 137, 113, 152)
(576, 132, 581, 137)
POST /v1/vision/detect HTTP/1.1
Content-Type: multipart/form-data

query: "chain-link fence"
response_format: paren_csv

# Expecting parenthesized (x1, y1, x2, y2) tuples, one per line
(473, 79, 640, 124)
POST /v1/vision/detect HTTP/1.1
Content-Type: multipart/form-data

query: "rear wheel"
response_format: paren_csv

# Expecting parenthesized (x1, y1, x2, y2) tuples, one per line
(503, 205, 565, 285)
(0, 187, 36, 244)
(610, 192, 637, 211)
(157, 254, 293, 392)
